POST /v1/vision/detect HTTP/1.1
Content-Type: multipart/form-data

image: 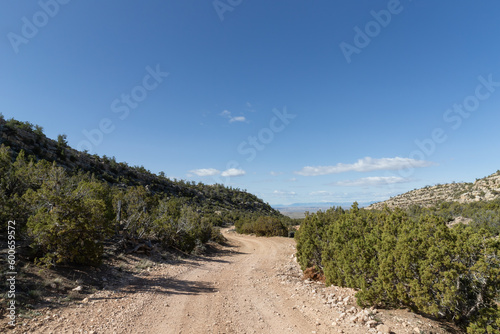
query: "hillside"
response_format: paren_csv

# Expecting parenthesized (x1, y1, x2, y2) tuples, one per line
(367, 170, 500, 210)
(0, 116, 277, 215)
(0, 115, 297, 328)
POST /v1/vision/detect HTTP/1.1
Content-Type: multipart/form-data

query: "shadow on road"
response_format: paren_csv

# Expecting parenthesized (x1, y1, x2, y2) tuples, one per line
(122, 276, 218, 296)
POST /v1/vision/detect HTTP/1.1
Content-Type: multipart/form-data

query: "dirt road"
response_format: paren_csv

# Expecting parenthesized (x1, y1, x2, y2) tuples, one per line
(142, 231, 309, 334)
(8, 229, 454, 334)
(144, 230, 332, 334)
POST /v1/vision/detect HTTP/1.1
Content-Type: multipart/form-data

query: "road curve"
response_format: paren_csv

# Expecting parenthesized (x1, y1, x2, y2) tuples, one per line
(143, 229, 322, 334)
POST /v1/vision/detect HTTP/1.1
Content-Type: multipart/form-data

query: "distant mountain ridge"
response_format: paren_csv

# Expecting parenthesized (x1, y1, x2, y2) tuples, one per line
(274, 201, 377, 219)
(367, 170, 500, 210)
(274, 201, 375, 210)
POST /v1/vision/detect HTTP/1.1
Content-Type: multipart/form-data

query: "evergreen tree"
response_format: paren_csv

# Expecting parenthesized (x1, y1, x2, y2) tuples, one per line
(24, 166, 114, 266)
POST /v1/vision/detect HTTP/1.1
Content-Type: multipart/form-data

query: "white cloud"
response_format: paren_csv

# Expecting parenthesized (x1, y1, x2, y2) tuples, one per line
(334, 176, 410, 187)
(229, 116, 246, 123)
(189, 168, 220, 177)
(220, 110, 247, 123)
(273, 190, 297, 197)
(309, 190, 334, 196)
(295, 157, 435, 176)
(221, 168, 246, 177)
(270, 171, 284, 176)
(189, 167, 247, 178)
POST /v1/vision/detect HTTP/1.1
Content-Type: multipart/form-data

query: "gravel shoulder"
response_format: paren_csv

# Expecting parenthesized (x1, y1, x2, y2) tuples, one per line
(3, 229, 460, 334)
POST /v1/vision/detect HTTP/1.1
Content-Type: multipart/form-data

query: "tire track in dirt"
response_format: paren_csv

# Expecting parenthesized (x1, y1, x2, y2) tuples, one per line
(7, 229, 457, 334)
(141, 230, 328, 334)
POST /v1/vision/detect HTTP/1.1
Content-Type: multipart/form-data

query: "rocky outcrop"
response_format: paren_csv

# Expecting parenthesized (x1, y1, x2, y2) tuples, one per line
(368, 171, 500, 210)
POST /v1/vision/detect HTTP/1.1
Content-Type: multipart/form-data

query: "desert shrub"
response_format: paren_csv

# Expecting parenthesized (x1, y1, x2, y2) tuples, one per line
(24, 167, 114, 266)
(175, 206, 212, 251)
(149, 198, 181, 245)
(295, 204, 500, 330)
(324, 208, 383, 292)
(148, 199, 220, 252)
(0, 117, 288, 267)
(5, 118, 34, 132)
(235, 215, 288, 237)
(117, 185, 157, 239)
(252, 216, 288, 236)
(467, 306, 500, 333)
(295, 212, 328, 271)
(0, 146, 45, 233)
(210, 226, 226, 244)
(33, 125, 44, 137)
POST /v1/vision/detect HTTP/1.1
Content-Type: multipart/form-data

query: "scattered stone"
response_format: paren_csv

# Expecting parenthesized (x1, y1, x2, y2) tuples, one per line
(414, 327, 421, 333)
(366, 320, 377, 328)
(72, 286, 83, 292)
(376, 324, 391, 334)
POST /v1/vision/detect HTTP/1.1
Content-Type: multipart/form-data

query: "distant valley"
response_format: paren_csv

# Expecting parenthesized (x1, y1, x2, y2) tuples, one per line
(274, 201, 376, 218)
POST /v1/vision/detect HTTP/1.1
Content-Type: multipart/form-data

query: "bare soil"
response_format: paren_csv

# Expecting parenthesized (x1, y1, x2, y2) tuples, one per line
(2, 229, 461, 333)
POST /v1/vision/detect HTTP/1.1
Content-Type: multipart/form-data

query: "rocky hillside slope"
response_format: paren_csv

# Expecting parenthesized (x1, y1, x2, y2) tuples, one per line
(368, 170, 500, 210)
(0, 116, 277, 215)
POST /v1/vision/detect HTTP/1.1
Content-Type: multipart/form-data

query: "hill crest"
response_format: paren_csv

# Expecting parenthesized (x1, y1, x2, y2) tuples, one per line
(0, 116, 278, 215)
(367, 170, 500, 210)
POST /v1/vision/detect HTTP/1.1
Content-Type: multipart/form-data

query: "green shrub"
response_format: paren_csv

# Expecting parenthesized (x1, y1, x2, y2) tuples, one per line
(5, 118, 34, 132)
(467, 306, 500, 333)
(235, 215, 288, 237)
(24, 168, 114, 266)
(0, 118, 288, 268)
(295, 205, 500, 330)
(295, 212, 329, 271)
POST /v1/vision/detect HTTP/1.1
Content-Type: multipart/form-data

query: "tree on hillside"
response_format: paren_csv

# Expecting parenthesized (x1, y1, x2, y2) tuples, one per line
(116, 185, 156, 240)
(56, 134, 68, 159)
(24, 165, 114, 266)
(0, 146, 40, 232)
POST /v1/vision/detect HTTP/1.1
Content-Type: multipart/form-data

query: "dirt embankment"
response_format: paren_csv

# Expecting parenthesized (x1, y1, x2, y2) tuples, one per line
(3, 229, 459, 333)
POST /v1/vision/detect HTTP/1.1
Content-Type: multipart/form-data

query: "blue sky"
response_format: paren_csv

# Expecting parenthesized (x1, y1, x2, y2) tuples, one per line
(2, 1, 500, 206)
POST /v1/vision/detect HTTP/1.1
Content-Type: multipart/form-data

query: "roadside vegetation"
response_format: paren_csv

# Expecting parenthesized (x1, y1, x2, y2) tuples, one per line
(295, 203, 500, 333)
(0, 142, 246, 265)
(233, 213, 297, 237)
(0, 116, 290, 315)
